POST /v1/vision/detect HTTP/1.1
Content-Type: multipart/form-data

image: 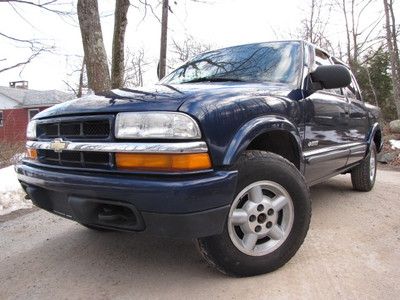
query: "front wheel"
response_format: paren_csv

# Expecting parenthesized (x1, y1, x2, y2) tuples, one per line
(351, 142, 377, 192)
(197, 151, 311, 277)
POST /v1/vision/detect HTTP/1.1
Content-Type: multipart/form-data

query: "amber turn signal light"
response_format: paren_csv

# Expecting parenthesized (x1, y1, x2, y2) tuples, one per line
(26, 148, 38, 160)
(115, 153, 212, 171)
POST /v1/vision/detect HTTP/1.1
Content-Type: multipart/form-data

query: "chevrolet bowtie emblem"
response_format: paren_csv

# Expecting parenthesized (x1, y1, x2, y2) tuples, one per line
(50, 138, 69, 153)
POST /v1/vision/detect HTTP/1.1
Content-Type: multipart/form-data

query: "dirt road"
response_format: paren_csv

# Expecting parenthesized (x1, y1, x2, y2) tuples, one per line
(1, 169, 399, 299)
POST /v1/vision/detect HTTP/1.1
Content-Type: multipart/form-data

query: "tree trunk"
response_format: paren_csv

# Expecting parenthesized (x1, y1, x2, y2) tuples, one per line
(77, 57, 85, 98)
(342, 0, 352, 68)
(77, 0, 111, 93)
(389, 0, 400, 75)
(383, 0, 400, 118)
(159, 0, 169, 79)
(111, 0, 130, 89)
(350, 0, 359, 73)
(365, 66, 379, 106)
(309, 0, 315, 43)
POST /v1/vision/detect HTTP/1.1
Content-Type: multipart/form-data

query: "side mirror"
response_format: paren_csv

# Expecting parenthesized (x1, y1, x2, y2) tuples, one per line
(310, 65, 351, 90)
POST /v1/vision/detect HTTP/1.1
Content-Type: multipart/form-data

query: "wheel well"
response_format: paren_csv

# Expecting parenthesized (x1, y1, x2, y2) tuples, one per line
(373, 129, 382, 152)
(246, 131, 301, 169)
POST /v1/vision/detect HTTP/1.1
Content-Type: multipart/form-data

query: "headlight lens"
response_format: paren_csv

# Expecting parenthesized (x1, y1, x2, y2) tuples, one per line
(115, 112, 201, 139)
(26, 120, 37, 139)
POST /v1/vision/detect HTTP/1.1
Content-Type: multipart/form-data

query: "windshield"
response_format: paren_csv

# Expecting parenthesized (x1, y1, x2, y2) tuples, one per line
(161, 42, 302, 86)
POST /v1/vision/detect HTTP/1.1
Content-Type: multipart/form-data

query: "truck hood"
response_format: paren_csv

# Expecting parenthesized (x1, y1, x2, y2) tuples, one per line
(35, 82, 298, 119)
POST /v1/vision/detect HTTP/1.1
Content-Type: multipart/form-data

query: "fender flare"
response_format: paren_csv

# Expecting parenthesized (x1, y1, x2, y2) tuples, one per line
(367, 122, 383, 153)
(222, 115, 303, 168)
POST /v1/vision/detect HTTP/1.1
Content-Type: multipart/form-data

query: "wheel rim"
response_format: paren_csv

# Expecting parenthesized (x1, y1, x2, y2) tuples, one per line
(370, 148, 376, 181)
(227, 181, 294, 256)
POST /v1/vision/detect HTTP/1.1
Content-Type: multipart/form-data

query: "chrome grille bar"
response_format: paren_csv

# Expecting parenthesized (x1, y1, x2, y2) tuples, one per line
(27, 141, 208, 154)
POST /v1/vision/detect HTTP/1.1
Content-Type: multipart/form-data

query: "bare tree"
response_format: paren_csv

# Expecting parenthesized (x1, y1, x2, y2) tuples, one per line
(111, 0, 130, 89)
(3, 0, 74, 15)
(388, 0, 399, 71)
(0, 45, 48, 74)
(158, 0, 169, 79)
(131, 0, 211, 79)
(77, 57, 86, 97)
(365, 64, 379, 106)
(383, 0, 400, 118)
(0, 0, 70, 74)
(124, 48, 150, 87)
(77, 0, 111, 93)
(63, 56, 87, 97)
(336, 0, 384, 72)
(300, 0, 334, 51)
(171, 35, 211, 64)
(0, 33, 50, 74)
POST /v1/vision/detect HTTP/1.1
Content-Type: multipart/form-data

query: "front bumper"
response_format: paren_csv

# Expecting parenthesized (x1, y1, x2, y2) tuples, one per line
(16, 162, 238, 239)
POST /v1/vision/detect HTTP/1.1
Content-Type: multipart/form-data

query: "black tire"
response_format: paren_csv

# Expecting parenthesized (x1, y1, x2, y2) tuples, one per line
(197, 151, 311, 277)
(351, 142, 377, 192)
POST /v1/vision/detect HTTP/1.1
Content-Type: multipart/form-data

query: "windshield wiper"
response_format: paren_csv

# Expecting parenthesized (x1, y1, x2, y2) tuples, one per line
(158, 83, 185, 94)
(181, 77, 245, 84)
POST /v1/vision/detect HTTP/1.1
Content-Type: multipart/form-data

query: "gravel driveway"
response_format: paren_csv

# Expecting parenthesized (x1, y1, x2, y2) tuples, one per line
(1, 169, 399, 299)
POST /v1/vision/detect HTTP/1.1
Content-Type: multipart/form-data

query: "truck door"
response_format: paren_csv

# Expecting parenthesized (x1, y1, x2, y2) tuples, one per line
(345, 72, 369, 165)
(303, 49, 350, 184)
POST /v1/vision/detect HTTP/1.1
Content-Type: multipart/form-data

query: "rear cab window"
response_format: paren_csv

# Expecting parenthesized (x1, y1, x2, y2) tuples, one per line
(344, 73, 362, 101)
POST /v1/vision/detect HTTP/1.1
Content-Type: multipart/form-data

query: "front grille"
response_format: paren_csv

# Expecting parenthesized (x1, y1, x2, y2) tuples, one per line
(38, 149, 113, 170)
(35, 116, 114, 170)
(37, 119, 111, 140)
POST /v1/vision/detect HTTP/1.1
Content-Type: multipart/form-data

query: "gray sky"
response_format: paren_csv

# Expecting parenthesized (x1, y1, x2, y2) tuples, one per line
(0, 0, 390, 91)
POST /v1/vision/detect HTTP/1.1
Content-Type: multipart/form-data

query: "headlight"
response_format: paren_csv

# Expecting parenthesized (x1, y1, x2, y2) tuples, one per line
(115, 112, 201, 139)
(26, 120, 37, 139)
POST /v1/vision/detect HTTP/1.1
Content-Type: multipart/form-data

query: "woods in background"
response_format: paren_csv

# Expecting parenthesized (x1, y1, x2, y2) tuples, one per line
(298, 0, 400, 121)
(1, 0, 399, 121)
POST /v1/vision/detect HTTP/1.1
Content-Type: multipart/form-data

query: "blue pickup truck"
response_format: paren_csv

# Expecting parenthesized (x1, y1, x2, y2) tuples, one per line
(17, 40, 382, 277)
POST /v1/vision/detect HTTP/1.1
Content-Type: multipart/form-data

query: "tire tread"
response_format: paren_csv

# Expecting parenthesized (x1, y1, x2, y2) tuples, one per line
(197, 150, 311, 277)
(351, 143, 376, 192)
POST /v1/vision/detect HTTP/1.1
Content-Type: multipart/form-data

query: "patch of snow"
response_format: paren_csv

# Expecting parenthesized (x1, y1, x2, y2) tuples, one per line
(389, 140, 400, 150)
(11, 152, 25, 164)
(0, 166, 32, 216)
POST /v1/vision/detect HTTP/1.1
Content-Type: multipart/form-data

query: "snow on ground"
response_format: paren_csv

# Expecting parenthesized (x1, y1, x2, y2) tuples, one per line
(390, 140, 400, 150)
(0, 166, 32, 216)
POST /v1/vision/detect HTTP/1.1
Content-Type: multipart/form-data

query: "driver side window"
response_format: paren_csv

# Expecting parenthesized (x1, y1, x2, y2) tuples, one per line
(315, 50, 331, 66)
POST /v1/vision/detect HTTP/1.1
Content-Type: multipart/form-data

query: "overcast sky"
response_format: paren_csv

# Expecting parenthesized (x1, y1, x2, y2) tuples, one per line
(0, 0, 392, 92)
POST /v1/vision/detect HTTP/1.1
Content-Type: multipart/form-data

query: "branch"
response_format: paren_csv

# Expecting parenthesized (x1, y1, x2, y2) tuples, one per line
(0, 31, 41, 50)
(355, 0, 374, 33)
(359, 43, 385, 65)
(8, 1, 38, 29)
(2, 0, 74, 15)
(62, 80, 78, 96)
(0, 48, 44, 73)
(133, 0, 161, 24)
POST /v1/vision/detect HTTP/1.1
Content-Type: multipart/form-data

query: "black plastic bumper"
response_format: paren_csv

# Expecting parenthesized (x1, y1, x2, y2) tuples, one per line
(16, 162, 237, 239)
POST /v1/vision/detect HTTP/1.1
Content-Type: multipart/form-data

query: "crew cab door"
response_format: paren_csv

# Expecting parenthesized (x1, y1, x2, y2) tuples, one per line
(344, 72, 369, 165)
(303, 50, 350, 184)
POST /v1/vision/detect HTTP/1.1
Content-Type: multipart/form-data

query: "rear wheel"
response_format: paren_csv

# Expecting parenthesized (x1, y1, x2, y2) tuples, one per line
(197, 151, 311, 277)
(351, 142, 377, 192)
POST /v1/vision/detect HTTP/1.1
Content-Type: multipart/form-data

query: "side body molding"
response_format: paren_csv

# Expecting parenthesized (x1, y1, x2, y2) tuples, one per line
(222, 116, 303, 167)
